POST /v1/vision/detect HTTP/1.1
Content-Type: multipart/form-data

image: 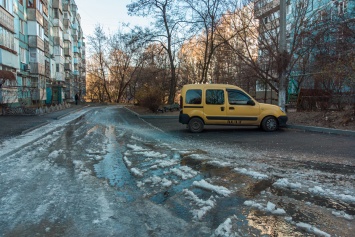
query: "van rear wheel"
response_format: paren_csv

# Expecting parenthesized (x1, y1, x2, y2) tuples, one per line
(188, 118, 204, 133)
(261, 116, 278, 132)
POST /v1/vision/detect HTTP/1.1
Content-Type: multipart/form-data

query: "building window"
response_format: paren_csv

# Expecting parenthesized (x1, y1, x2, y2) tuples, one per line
(20, 47, 26, 63)
(20, 20, 25, 34)
(1, 0, 9, 10)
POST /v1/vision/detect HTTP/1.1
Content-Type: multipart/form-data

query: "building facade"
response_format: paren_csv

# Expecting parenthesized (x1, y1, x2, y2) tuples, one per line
(0, 0, 86, 113)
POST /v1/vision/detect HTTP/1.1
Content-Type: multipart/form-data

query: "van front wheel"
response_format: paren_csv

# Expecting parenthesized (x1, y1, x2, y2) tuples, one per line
(261, 116, 278, 132)
(188, 118, 204, 133)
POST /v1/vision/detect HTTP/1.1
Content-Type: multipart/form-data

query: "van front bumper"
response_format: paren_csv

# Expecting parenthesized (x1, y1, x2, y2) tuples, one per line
(179, 113, 190, 124)
(278, 116, 288, 127)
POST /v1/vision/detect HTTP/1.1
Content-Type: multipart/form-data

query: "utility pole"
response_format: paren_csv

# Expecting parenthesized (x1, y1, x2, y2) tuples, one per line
(278, 0, 287, 111)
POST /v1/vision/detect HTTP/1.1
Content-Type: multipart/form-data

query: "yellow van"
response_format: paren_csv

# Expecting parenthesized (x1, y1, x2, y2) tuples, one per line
(179, 84, 288, 132)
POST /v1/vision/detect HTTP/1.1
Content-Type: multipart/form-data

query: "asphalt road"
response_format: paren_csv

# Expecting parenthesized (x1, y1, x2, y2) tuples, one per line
(1, 105, 354, 236)
(143, 117, 355, 161)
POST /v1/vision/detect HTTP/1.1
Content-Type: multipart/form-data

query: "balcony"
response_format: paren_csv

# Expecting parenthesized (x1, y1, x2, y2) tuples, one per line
(64, 33, 72, 42)
(63, 3, 71, 12)
(44, 39, 50, 54)
(64, 19, 71, 28)
(28, 36, 45, 51)
(64, 48, 72, 57)
(27, 9, 44, 26)
(52, 0, 63, 12)
(52, 18, 63, 29)
(0, 6, 14, 32)
(0, 88, 18, 103)
(54, 36, 64, 47)
(55, 72, 65, 81)
(64, 63, 72, 71)
(29, 62, 46, 75)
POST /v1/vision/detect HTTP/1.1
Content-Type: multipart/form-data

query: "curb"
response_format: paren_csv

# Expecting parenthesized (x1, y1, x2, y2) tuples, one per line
(138, 115, 178, 119)
(286, 124, 355, 137)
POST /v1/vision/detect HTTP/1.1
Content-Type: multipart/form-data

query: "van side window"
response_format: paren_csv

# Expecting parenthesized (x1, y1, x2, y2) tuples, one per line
(206, 89, 224, 105)
(227, 89, 250, 105)
(186, 89, 202, 104)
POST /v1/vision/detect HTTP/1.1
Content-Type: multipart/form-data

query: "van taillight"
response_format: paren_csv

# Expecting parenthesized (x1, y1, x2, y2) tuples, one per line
(180, 96, 183, 109)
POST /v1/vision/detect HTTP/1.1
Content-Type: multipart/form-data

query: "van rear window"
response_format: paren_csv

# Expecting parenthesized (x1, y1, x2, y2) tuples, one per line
(186, 89, 202, 104)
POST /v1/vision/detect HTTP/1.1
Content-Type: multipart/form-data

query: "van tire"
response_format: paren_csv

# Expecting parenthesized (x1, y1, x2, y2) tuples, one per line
(188, 118, 204, 133)
(261, 116, 278, 132)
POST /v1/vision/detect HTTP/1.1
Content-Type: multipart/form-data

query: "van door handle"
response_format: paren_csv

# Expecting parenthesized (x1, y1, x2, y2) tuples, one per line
(221, 107, 225, 111)
(229, 107, 235, 110)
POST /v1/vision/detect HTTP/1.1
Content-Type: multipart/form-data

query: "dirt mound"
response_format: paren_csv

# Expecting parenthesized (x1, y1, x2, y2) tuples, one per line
(287, 110, 355, 131)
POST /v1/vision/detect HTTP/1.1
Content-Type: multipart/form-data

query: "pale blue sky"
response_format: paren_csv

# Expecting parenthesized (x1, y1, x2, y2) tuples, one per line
(75, 0, 150, 37)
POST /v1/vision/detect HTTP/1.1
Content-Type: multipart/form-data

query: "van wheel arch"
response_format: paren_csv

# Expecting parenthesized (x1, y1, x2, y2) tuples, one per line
(261, 116, 279, 132)
(188, 117, 204, 133)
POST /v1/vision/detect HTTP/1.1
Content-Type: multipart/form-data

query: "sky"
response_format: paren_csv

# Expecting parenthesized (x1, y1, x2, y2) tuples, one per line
(74, 0, 151, 37)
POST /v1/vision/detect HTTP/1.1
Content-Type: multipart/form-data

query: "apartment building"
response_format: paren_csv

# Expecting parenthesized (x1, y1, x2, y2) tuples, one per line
(0, 0, 86, 113)
(254, 0, 354, 104)
(254, 0, 282, 103)
(288, 0, 355, 92)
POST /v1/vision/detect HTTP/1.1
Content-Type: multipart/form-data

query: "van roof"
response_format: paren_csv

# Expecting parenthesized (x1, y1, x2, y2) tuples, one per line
(182, 84, 242, 90)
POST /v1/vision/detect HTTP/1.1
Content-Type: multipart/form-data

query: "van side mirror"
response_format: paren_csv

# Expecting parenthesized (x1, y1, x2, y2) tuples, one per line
(247, 100, 255, 106)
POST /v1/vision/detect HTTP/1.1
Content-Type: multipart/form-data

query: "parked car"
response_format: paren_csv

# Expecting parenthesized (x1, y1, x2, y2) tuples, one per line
(179, 84, 288, 132)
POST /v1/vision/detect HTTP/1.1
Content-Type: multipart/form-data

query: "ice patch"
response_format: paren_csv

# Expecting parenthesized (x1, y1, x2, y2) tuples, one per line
(296, 222, 330, 237)
(131, 168, 143, 177)
(154, 159, 178, 168)
(135, 150, 167, 158)
(213, 217, 233, 237)
(183, 189, 216, 220)
(244, 201, 286, 215)
(309, 186, 355, 203)
(332, 210, 354, 220)
(171, 166, 198, 180)
(123, 156, 132, 167)
(48, 149, 63, 159)
(193, 179, 231, 197)
(273, 178, 302, 189)
(142, 176, 172, 188)
(234, 167, 268, 180)
(127, 144, 146, 151)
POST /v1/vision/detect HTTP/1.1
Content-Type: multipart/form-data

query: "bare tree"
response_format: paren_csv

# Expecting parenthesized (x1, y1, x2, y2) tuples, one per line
(107, 31, 146, 103)
(182, 0, 231, 83)
(87, 25, 112, 102)
(127, 0, 186, 104)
